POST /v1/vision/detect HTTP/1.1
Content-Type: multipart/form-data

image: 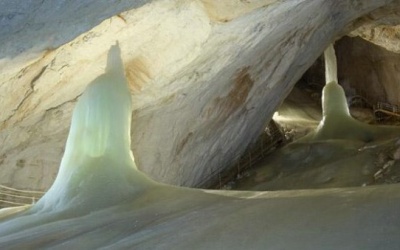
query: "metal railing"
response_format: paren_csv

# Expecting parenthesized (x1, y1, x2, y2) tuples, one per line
(373, 102, 400, 121)
(206, 120, 287, 189)
(0, 185, 44, 208)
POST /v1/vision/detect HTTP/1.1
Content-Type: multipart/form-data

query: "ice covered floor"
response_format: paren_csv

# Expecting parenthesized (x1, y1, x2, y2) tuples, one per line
(233, 137, 400, 191)
(1, 184, 400, 249)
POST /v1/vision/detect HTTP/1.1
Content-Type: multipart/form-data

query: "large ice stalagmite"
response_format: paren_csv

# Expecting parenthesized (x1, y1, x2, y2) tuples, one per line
(0, 44, 156, 235)
(34, 43, 155, 213)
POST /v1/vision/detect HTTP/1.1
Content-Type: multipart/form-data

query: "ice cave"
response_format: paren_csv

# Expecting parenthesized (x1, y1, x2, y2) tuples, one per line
(1, 0, 400, 249)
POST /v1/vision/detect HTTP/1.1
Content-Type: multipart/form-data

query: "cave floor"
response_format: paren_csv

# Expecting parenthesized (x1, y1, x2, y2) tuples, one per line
(232, 137, 400, 191)
(1, 182, 400, 249)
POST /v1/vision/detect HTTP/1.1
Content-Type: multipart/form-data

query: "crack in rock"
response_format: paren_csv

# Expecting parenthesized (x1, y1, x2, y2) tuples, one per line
(1, 65, 48, 126)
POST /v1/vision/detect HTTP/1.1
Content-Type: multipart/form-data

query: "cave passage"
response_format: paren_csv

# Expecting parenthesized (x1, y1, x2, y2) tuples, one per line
(231, 43, 400, 191)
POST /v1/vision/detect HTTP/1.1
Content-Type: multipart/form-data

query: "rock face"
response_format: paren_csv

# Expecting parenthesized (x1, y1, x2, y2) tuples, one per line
(0, 0, 149, 65)
(1, 0, 400, 191)
(337, 36, 400, 106)
(349, 2, 400, 53)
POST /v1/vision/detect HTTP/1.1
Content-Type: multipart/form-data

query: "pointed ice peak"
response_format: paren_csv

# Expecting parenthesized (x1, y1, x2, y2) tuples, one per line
(64, 41, 131, 158)
(106, 41, 125, 75)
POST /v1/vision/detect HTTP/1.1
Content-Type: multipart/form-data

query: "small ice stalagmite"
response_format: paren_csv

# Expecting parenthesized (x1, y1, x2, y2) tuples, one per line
(308, 44, 400, 142)
(311, 43, 355, 140)
(321, 44, 350, 119)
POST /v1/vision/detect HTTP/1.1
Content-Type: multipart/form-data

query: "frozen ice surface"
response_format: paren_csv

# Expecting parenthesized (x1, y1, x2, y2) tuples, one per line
(1, 184, 400, 249)
(1, 44, 400, 249)
(234, 138, 400, 190)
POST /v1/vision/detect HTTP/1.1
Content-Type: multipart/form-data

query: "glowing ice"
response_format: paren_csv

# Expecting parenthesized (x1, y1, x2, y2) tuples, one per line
(0, 43, 156, 236)
(32, 43, 155, 213)
(324, 43, 338, 84)
(306, 44, 400, 142)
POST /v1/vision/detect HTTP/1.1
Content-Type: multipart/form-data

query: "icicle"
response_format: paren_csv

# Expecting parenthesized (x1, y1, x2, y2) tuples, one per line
(324, 43, 338, 84)
(320, 44, 350, 120)
(305, 43, 360, 140)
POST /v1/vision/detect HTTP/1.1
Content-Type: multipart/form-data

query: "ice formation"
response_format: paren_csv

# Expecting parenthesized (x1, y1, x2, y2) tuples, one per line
(324, 43, 338, 84)
(0, 44, 400, 249)
(309, 44, 400, 142)
(33, 44, 156, 213)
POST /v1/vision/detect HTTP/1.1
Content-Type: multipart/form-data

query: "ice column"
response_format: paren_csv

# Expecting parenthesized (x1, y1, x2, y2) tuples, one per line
(32, 43, 154, 212)
(321, 44, 351, 119)
(324, 43, 338, 84)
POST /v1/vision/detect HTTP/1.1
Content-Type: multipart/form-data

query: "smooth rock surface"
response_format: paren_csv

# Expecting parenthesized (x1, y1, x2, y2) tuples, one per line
(337, 36, 400, 106)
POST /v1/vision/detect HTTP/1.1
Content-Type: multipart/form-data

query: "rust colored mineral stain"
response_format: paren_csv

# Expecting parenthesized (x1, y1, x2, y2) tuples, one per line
(178, 67, 254, 155)
(213, 67, 254, 120)
(125, 56, 152, 93)
(176, 132, 194, 155)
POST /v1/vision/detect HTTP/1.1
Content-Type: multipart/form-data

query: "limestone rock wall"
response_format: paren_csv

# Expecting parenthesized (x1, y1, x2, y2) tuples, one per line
(336, 36, 400, 106)
(0, 0, 398, 190)
(349, 2, 400, 53)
